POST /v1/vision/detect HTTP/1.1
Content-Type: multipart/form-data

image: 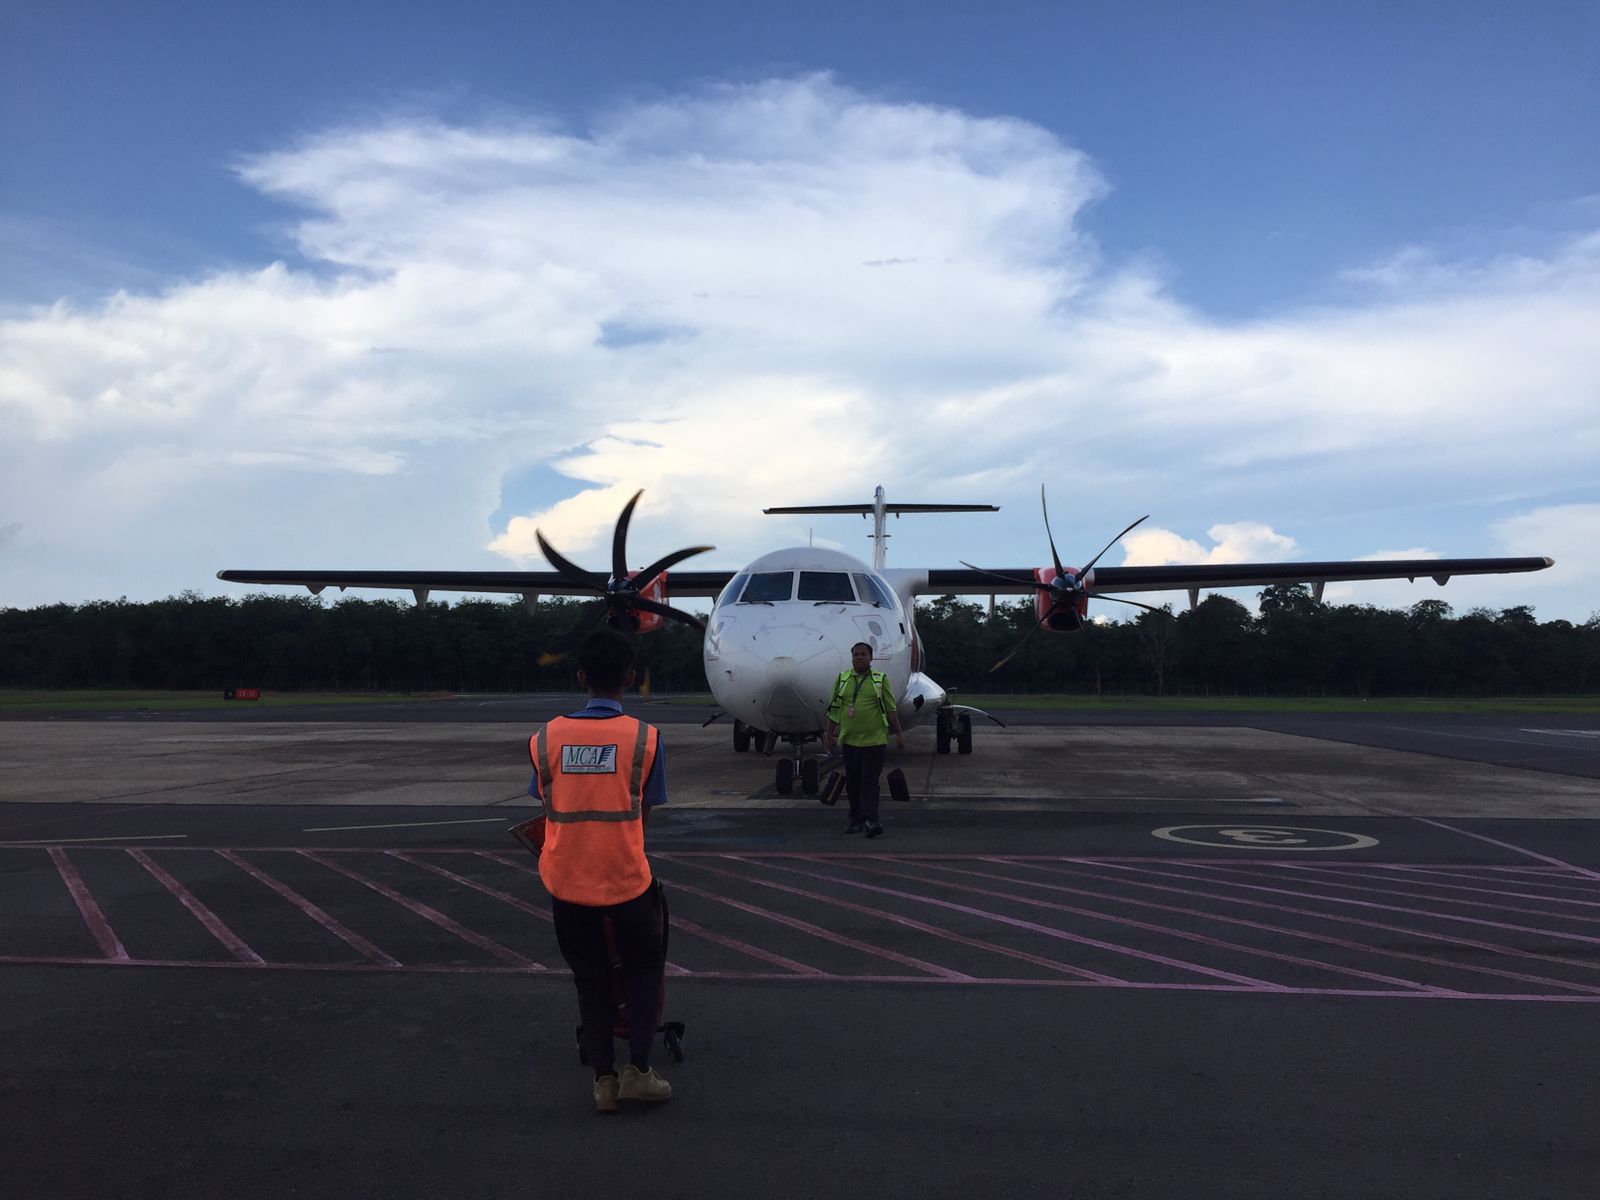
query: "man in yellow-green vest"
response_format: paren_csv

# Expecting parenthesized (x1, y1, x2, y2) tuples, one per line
(823, 641, 906, 838)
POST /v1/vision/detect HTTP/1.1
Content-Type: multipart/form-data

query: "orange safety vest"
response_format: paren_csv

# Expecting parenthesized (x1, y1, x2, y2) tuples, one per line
(530, 714, 658, 906)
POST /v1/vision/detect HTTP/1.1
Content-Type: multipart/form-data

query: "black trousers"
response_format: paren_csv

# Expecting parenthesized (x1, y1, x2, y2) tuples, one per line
(842, 742, 886, 823)
(550, 883, 664, 1074)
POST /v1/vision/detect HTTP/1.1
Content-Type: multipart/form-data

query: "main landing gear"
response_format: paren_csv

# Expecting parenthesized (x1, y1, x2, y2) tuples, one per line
(735, 721, 825, 795)
(935, 708, 973, 755)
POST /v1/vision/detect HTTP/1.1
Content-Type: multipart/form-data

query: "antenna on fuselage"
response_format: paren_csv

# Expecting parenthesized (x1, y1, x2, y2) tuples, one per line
(763, 486, 1000, 570)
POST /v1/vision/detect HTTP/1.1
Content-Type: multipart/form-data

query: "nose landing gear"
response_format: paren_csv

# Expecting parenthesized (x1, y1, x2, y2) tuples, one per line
(772, 734, 825, 795)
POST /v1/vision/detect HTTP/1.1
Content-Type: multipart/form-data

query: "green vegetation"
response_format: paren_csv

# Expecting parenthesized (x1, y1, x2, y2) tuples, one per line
(2, 585, 1597, 700)
(658, 693, 1600, 714)
(921, 694, 1600, 714)
(0, 689, 447, 713)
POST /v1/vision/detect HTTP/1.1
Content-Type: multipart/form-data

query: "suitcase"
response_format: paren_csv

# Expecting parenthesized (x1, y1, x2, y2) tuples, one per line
(817, 766, 910, 806)
(507, 816, 686, 1064)
(818, 770, 846, 806)
(886, 767, 910, 803)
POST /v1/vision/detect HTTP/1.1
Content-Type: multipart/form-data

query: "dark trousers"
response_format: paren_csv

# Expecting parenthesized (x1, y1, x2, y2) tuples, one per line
(550, 883, 664, 1075)
(842, 742, 886, 823)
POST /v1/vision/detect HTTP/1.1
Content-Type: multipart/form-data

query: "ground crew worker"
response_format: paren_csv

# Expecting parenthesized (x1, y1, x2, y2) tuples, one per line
(528, 628, 672, 1113)
(823, 641, 905, 837)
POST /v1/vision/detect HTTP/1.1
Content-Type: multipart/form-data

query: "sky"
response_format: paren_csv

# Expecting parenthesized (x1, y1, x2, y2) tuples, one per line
(2, 0, 1598, 623)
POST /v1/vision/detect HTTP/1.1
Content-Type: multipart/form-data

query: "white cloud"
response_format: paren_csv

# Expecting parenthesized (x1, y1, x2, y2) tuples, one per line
(1492, 504, 1600, 584)
(1121, 522, 1297, 566)
(2, 75, 1598, 620)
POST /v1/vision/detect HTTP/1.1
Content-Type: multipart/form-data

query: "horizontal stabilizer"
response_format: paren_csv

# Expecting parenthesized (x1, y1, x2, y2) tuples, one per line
(765, 503, 998, 514)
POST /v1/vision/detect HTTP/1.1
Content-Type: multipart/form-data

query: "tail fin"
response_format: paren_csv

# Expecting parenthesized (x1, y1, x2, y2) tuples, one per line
(763, 485, 998, 569)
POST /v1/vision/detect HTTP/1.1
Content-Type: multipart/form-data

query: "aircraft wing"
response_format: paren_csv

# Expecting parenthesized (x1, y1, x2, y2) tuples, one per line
(918, 556, 1555, 600)
(216, 569, 739, 601)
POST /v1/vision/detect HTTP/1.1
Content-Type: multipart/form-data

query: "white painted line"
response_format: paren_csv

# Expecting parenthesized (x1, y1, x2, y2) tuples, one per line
(302, 817, 512, 833)
(0, 833, 189, 846)
(1521, 729, 1600, 739)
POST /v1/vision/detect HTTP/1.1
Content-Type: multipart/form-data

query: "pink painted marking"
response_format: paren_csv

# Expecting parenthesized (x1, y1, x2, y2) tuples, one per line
(650, 871, 974, 981)
(1227, 861, 1600, 924)
(1413, 818, 1600, 883)
(484, 851, 816, 976)
(891, 857, 1446, 993)
(1352, 863, 1600, 906)
(4, 951, 1600, 1001)
(47, 847, 128, 962)
(216, 850, 400, 967)
(1036, 860, 1600, 995)
(659, 853, 1119, 983)
(127, 849, 264, 964)
(1165, 860, 1600, 948)
(298, 850, 534, 968)
(754, 857, 1287, 991)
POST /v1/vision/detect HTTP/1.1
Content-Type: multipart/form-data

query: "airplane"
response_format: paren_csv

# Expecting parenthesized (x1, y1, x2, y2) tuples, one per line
(218, 486, 1554, 796)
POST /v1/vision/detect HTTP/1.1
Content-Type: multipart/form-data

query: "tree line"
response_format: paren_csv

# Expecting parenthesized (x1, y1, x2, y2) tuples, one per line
(2, 587, 1597, 696)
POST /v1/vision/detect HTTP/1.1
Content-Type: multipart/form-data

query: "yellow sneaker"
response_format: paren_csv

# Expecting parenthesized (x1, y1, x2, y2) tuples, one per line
(593, 1073, 620, 1114)
(618, 1064, 672, 1102)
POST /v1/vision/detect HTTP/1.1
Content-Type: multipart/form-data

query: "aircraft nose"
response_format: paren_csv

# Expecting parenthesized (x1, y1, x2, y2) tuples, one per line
(753, 625, 845, 728)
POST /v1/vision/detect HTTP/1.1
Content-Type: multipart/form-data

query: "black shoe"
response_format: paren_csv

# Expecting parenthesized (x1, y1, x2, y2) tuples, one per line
(845, 820, 864, 834)
(865, 821, 884, 839)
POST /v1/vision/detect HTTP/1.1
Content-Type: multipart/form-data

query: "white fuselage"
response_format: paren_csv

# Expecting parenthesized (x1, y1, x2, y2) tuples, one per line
(702, 546, 945, 736)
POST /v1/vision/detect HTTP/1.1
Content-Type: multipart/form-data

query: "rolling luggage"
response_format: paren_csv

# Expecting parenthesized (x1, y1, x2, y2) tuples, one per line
(817, 766, 910, 806)
(508, 816, 686, 1064)
(885, 767, 910, 803)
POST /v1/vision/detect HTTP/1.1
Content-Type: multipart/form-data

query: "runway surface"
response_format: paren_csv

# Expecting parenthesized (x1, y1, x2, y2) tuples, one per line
(3, 706, 1598, 1198)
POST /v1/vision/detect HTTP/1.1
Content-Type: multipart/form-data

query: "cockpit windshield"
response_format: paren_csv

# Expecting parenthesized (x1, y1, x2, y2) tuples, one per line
(738, 572, 794, 603)
(797, 571, 856, 602)
(852, 572, 898, 610)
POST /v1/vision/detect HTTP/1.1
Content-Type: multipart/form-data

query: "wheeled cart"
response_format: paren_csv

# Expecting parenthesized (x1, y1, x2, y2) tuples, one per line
(508, 816, 685, 1065)
(575, 881, 685, 1065)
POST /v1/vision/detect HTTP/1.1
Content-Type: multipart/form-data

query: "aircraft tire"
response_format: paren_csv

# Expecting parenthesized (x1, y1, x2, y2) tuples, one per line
(935, 710, 952, 755)
(800, 757, 820, 794)
(775, 758, 794, 794)
(956, 714, 973, 755)
(733, 720, 750, 753)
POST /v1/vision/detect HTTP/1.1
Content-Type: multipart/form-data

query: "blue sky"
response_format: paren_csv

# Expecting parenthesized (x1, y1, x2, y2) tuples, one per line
(2, 1, 1597, 621)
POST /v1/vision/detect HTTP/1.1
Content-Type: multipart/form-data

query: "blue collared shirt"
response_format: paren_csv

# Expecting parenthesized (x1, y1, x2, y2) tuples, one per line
(527, 698, 667, 809)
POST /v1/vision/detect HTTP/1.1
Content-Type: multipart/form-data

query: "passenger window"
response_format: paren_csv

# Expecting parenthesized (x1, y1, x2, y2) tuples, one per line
(798, 572, 856, 602)
(739, 572, 794, 603)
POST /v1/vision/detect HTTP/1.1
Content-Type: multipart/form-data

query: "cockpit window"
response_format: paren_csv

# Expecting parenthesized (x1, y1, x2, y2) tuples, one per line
(739, 572, 794, 603)
(852, 572, 898, 610)
(797, 571, 856, 602)
(716, 574, 749, 607)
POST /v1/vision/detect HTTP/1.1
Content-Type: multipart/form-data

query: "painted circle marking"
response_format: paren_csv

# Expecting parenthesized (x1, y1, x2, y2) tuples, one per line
(1152, 824, 1379, 852)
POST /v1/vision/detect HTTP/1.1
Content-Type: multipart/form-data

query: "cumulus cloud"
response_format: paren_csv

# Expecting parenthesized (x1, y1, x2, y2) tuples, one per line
(1, 74, 1597, 618)
(1492, 504, 1600, 583)
(1121, 522, 1297, 566)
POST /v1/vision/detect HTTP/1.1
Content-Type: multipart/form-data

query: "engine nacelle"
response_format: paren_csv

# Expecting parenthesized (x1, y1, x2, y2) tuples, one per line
(627, 570, 670, 634)
(1034, 567, 1088, 632)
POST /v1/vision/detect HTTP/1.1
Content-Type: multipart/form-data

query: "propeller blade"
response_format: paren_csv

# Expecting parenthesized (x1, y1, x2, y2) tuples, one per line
(1040, 485, 1065, 579)
(957, 561, 1052, 592)
(536, 598, 608, 666)
(638, 664, 651, 699)
(633, 595, 708, 633)
(991, 616, 1048, 672)
(1098, 594, 1172, 615)
(630, 544, 716, 592)
(1078, 514, 1150, 577)
(535, 530, 604, 590)
(612, 489, 645, 581)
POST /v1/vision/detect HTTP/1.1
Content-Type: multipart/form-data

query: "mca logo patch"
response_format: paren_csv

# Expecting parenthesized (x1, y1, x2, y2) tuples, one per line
(560, 744, 619, 774)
